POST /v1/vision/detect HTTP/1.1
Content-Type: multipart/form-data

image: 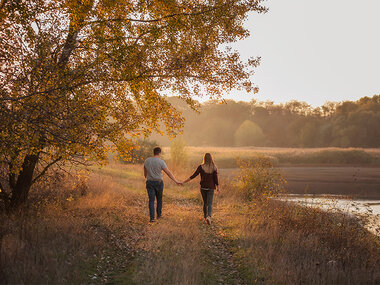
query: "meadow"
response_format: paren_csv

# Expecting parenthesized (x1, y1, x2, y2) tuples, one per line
(2, 1, 379, 284)
(163, 146, 380, 168)
(0, 161, 379, 284)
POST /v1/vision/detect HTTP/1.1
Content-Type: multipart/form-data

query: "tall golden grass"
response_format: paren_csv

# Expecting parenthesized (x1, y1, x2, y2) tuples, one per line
(217, 158, 380, 284)
(0, 169, 147, 284)
(0, 162, 379, 284)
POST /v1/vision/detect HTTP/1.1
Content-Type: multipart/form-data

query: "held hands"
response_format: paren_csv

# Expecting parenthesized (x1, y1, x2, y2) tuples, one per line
(175, 178, 190, 186)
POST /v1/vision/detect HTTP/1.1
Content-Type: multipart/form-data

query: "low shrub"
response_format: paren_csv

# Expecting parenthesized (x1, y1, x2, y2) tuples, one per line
(235, 155, 286, 201)
(169, 137, 189, 171)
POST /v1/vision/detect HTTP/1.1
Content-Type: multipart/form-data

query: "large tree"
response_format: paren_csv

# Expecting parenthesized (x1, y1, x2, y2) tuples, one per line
(0, 0, 266, 210)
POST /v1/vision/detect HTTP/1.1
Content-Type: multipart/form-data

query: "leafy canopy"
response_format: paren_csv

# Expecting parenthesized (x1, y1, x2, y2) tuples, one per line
(0, 0, 266, 177)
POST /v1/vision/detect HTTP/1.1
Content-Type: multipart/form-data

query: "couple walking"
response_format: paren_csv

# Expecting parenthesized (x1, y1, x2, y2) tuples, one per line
(143, 147, 220, 225)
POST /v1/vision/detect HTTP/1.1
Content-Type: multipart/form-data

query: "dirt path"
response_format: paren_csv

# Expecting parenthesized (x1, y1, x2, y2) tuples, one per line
(198, 219, 244, 285)
(118, 187, 245, 285)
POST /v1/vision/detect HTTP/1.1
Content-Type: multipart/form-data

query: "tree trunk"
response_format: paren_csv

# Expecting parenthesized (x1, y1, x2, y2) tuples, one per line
(9, 154, 39, 210)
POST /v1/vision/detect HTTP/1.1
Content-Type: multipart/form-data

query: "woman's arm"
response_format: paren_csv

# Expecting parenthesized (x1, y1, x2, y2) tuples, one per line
(182, 177, 191, 184)
(213, 170, 220, 192)
(183, 165, 201, 184)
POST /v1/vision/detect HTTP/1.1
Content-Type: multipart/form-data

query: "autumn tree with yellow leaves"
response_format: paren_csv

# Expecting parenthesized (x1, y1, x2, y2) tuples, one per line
(0, 0, 266, 210)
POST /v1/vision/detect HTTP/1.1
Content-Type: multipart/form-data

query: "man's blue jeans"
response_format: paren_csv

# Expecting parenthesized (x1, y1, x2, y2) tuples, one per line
(146, 180, 164, 221)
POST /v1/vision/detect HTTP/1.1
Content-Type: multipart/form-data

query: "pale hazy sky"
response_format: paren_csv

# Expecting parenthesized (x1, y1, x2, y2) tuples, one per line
(223, 0, 380, 106)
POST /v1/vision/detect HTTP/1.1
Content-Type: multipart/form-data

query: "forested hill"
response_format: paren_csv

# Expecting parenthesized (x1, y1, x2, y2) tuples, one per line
(150, 95, 380, 148)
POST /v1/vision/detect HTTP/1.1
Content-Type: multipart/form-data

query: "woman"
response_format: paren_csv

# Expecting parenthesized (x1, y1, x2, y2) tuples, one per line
(183, 153, 220, 225)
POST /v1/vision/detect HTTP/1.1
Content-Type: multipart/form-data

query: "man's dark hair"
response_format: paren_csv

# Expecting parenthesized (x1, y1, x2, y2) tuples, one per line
(153, 147, 162, 156)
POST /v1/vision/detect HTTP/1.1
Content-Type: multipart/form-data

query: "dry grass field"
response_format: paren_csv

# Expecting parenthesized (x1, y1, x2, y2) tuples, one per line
(1, 162, 379, 284)
(163, 146, 380, 168)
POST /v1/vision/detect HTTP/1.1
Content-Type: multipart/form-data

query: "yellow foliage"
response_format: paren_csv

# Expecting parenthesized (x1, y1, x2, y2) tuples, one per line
(0, 0, 267, 207)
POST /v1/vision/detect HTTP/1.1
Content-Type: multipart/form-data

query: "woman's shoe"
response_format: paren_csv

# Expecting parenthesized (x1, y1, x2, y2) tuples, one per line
(206, 216, 211, 225)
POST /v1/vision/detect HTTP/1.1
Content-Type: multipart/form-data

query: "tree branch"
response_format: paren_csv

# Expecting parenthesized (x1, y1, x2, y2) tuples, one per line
(0, 0, 7, 10)
(58, 29, 80, 67)
(86, 6, 222, 25)
(58, 0, 94, 67)
(32, 156, 62, 184)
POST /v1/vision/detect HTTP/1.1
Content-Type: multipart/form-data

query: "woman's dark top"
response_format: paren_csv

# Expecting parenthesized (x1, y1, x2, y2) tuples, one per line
(189, 165, 219, 190)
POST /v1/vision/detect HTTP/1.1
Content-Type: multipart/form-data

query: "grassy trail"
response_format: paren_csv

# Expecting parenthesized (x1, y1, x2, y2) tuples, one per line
(83, 164, 380, 284)
(94, 165, 246, 284)
(129, 191, 244, 284)
(2, 164, 378, 284)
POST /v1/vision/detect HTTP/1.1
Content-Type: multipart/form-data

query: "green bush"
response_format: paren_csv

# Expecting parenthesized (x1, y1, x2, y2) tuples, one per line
(235, 155, 286, 201)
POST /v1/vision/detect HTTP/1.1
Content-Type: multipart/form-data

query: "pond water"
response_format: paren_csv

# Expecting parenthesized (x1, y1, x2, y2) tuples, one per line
(283, 194, 380, 215)
(281, 194, 380, 235)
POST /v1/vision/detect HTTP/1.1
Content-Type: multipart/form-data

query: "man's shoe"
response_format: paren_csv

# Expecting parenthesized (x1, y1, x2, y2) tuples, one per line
(149, 219, 155, 223)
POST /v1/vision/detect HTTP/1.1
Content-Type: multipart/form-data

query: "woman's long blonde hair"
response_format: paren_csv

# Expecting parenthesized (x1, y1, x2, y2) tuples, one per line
(201, 153, 217, 174)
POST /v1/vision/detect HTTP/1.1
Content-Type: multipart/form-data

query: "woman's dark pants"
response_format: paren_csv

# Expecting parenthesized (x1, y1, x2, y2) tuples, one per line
(200, 188, 214, 218)
(146, 180, 164, 221)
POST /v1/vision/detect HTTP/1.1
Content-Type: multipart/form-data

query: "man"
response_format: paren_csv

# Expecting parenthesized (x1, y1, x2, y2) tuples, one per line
(144, 146, 181, 222)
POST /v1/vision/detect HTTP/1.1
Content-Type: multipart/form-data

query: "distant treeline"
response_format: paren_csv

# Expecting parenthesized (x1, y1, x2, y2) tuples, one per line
(151, 95, 380, 148)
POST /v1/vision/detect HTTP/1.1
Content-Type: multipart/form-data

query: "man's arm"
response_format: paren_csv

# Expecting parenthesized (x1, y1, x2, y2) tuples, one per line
(163, 167, 181, 185)
(144, 166, 147, 178)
